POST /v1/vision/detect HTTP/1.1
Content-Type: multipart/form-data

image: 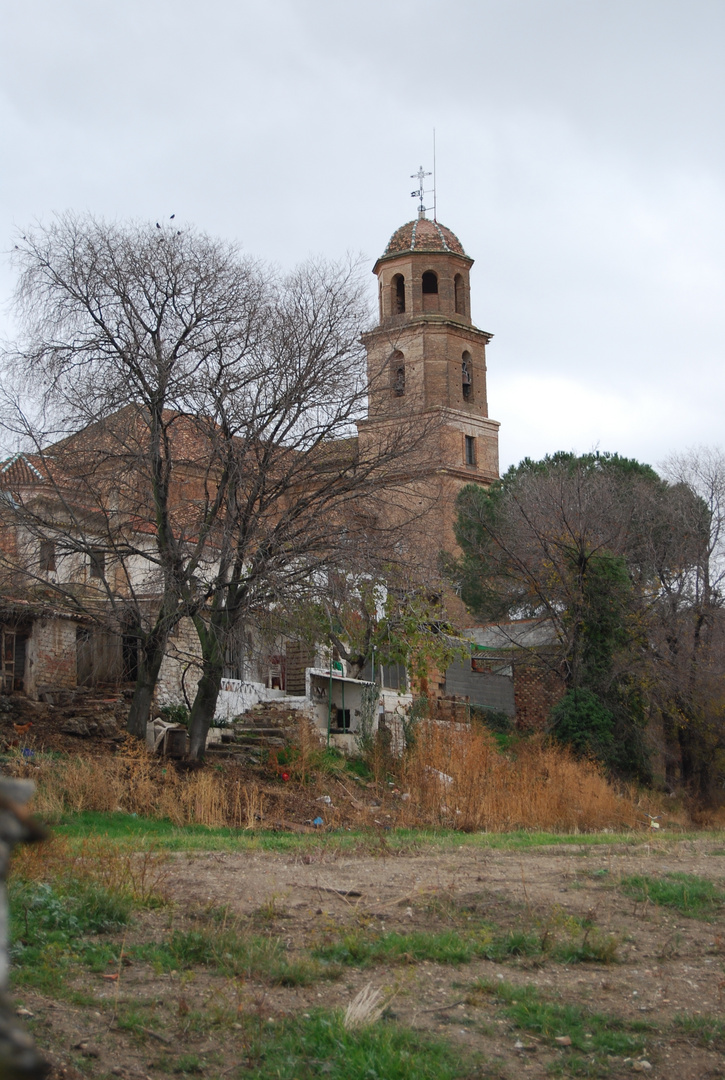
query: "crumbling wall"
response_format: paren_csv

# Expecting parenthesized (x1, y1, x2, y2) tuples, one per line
(25, 618, 77, 700)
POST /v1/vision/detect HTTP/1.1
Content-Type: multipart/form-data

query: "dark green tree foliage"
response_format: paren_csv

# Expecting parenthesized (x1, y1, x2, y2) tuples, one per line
(551, 551, 649, 779)
(452, 452, 671, 780)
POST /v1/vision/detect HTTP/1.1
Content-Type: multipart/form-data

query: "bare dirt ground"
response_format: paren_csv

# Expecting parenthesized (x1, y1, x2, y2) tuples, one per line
(18, 834, 725, 1080)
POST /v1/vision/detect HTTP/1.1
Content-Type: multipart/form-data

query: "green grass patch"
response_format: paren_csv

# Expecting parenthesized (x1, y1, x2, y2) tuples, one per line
(471, 978, 653, 1075)
(314, 922, 618, 970)
(314, 928, 494, 967)
(9, 878, 130, 993)
(50, 810, 688, 854)
(673, 1013, 725, 1050)
(239, 1008, 481, 1080)
(130, 927, 327, 986)
(620, 872, 725, 918)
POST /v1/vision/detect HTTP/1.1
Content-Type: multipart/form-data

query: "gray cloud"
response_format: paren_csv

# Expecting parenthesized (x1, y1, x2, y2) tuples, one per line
(1, 0, 723, 471)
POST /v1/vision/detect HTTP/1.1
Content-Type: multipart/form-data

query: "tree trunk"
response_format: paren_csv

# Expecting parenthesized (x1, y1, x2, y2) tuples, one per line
(126, 632, 169, 737)
(188, 663, 224, 759)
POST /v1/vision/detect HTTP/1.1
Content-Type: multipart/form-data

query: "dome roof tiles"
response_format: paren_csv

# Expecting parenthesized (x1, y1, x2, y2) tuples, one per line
(383, 218, 467, 258)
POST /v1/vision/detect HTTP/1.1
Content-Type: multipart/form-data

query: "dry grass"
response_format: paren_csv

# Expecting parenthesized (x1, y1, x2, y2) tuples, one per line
(398, 722, 675, 832)
(343, 983, 386, 1029)
(8, 723, 684, 833)
(12, 747, 267, 830)
(12, 832, 169, 904)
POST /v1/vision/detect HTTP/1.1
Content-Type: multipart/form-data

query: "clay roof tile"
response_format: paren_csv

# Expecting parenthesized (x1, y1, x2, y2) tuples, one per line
(383, 218, 467, 258)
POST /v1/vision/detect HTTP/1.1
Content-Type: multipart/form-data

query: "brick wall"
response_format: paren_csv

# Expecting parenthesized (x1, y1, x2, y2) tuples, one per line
(513, 662, 565, 731)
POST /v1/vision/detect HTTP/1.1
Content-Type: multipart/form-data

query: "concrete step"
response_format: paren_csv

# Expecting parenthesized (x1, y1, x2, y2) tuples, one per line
(234, 726, 288, 738)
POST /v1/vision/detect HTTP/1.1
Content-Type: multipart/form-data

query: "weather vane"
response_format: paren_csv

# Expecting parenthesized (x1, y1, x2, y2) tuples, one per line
(410, 165, 432, 218)
(410, 131, 438, 220)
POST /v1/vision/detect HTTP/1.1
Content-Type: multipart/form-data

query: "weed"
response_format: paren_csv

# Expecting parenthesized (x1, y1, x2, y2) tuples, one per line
(551, 928, 619, 965)
(12, 834, 169, 907)
(252, 893, 288, 923)
(480, 930, 544, 961)
(115, 1004, 161, 1041)
(345, 756, 373, 781)
(9, 876, 131, 993)
(673, 1013, 725, 1050)
(173, 1054, 205, 1075)
(159, 703, 190, 729)
(620, 872, 725, 918)
(655, 931, 682, 960)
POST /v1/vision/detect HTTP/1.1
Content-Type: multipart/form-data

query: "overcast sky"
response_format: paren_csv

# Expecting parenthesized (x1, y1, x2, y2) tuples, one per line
(1, 0, 723, 472)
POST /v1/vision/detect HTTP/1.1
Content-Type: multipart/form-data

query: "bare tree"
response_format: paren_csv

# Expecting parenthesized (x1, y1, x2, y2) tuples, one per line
(1, 214, 439, 754)
(2, 214, 267, 732)
(655, 447, 725, 795)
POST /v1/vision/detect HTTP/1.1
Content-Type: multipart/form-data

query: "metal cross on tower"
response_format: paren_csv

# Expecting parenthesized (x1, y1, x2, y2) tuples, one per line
(410, 165, 432, 218)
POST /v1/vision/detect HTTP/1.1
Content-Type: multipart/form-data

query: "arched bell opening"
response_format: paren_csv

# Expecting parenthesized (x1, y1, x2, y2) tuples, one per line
(422, 270, 439, 313)
(391, 274, 406, 315)
(390, 350, 405, 396)
(462, 351, 473, 401)
(454, 274, 465, 316)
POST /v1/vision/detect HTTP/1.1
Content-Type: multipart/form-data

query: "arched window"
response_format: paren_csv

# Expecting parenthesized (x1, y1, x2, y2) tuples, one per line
(454, 274, 465, 315)
(391, 274, 405, 314)
(462, 351, 472, 401)
(422, 271, 438, 294)
(390, 350, 405, 396)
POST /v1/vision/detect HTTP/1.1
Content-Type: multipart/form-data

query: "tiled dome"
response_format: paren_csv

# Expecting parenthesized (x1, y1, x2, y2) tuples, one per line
(383, 218, 467, 258)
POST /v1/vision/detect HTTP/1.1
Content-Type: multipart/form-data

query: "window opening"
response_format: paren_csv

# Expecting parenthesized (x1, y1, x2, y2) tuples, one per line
(454, 274, 465, 315)
(1, 631, 14, 693)
(392, 274, 406, 314)
(462, 352, 473, 401)
(390, 351, 405, 396)
(39, 540, 56, 572)
(465, 435, 476, 466)
(422, 270, 438, 294)
(89, 548, 105, 579)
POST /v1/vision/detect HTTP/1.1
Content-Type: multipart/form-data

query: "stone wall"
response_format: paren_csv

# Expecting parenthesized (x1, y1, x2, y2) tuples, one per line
(155, 618, 202, 706)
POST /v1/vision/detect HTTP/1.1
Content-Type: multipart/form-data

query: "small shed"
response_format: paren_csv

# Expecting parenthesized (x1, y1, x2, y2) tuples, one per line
(306, 667, 378, 751)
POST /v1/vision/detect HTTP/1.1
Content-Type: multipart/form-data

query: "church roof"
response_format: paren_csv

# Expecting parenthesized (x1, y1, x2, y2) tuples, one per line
(382, 218, 468, 259)
(0, 453, 48, 487)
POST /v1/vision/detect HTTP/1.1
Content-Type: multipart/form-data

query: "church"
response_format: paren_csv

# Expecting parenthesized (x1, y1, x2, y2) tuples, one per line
(0, 202, 555, 746)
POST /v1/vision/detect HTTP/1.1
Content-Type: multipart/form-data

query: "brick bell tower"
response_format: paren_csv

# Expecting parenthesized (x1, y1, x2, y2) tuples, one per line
(359, 212, 500, 539)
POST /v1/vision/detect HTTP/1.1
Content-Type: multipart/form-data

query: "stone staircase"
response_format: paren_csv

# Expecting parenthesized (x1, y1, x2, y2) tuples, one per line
(204, 702, 305, 763)
(43, 687, 127, 739)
